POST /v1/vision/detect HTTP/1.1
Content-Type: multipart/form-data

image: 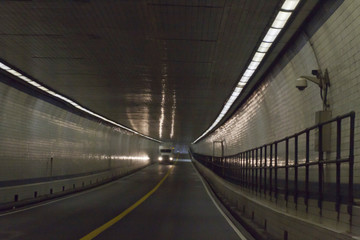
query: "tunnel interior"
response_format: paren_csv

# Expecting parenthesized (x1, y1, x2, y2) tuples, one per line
(0, 0, 359, 240)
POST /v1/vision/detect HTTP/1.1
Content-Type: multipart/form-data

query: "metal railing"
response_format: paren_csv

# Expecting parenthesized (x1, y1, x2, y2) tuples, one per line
(191, 112, 355, 218)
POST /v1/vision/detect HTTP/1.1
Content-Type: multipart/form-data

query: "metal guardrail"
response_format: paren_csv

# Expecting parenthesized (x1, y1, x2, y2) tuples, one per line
(191, 112, 355, 219)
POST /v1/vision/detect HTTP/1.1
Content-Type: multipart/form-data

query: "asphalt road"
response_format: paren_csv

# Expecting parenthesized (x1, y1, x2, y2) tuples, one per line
(0, 161, 248, 240)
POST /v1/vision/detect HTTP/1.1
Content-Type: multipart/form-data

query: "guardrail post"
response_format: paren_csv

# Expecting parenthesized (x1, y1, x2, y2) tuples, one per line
(270, 144, 273, 198)
(264, 146, 267, 196)
(285, 138, 289, 206)
(260, 147, 263, 194)
(348, 112, 355, 220)
(256, 148, 259, 194)
(241, 153, 243, 187)
(275, 142, 278, 200)
(246, 151, 249, 189)
(252, 149, 255, 192)
(191, 111, 355, 223)
(294, 135, 298, 208)
(305, 130, 310, 212)
(336, 118, 341, 216)
(318, 124, 324, 215)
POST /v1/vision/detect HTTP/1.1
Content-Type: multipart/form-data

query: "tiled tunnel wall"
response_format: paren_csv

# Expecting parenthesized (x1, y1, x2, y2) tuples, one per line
(192, 0, 359, 182)
(191, 0, 360, 238)
(0, 72, 159, 205)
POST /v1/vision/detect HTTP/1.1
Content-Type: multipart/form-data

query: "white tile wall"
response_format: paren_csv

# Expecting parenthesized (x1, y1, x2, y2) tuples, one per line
(193, 0, 360, 182)
(0, 69, 159, 204)
(192, 0, 360, 237)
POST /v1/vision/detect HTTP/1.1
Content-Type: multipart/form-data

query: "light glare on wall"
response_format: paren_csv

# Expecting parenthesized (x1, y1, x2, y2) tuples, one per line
(0, 60, 161, 143)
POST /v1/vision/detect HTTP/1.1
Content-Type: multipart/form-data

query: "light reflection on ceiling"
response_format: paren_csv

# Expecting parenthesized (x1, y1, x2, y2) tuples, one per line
(0, 0, 318, 145)
(159, 78, 166, 138)
(170, 90, 176, 139)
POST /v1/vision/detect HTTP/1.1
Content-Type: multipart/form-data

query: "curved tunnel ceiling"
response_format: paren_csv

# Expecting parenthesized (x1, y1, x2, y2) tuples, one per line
(0, 0, 318, 144)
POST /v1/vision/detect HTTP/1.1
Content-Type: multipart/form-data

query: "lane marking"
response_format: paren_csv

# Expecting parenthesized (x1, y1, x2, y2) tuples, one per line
(80, 164, 175, 240)
(191, 162, 248, 240)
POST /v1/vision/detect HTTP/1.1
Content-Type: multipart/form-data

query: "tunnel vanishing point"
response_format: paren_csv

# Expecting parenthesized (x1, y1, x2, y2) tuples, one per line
(0, 1, 359, 240)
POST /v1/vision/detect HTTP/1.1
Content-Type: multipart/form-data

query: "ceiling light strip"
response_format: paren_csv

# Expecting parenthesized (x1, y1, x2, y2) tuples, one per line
(0, 61, 161, 143)
(192, 0, 300, 144)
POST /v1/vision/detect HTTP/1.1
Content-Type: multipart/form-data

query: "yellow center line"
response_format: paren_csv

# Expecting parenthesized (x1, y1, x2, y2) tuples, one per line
(80, 159, 177, 240)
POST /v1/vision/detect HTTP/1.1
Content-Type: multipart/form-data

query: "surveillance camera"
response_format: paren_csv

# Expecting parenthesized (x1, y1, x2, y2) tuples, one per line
(296, 77, 308, 91)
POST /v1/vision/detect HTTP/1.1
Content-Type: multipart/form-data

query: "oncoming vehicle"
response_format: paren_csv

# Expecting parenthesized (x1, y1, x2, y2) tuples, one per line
(158, 145, 174, 164)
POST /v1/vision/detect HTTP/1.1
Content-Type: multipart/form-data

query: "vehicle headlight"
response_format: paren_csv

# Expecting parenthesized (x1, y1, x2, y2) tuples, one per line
(158, 157, 163, 161)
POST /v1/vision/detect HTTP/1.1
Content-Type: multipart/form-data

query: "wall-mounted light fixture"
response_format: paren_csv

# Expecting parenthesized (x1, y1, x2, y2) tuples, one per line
(296, 69, 330, 110)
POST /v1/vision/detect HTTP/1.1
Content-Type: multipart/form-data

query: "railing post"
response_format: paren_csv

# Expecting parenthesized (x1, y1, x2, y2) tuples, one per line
(294, 135, 298, 208)
(285, 138, 289, 205)
(264, 146, 267, 196)
(260, 147, 263, 194)
(246, 151, 250, 189)
(256, 148, 259, 194)
(336, 119, 341, 216)
(275, 142, 278, 200)
(252, 149, 255, 192)
(270, 144, 273, 198)
(318, 124, 324, 215)
(241, 153, 244, 187)
(305, 130, 310, 212)
(222, 157, 225, 178)
(191, 111, 355, 223)
(348, 112, 355, 219)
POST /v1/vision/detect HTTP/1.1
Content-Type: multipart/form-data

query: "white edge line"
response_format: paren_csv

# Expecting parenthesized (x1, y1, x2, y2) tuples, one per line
(190, 161, 248, 240)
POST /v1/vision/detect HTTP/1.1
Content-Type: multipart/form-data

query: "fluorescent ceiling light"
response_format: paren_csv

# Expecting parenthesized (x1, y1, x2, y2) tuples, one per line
(248, 61, 260, 70)
(23, 78, 33, 83)
(252, 52, 266, 62)
(257, 42, 272, 53)
(0, 62, 11, 70)
(229, 96, 238, 103)
(234, 87, 242, 93)
(18, 75, 31, 82)
(47, 90, 56, 96)
(230, 91, 239, 98)
(28, 81, 42, 87)
(38, 86, 49, 91)
(263, 28, 281, 42)
(281, 0, 300, 11)
(239, 76, 250, 83)
(192, 1, 300, 144)
(0, 62, 161, 142)
(272, 11, 292, 29)
(7, 69, 22, 76)
(243, 69, 255, 77)
(229, 96, 237, 103)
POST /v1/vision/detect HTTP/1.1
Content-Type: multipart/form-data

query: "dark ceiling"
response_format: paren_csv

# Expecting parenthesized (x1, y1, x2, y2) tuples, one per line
(0, 0, 317, 144)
